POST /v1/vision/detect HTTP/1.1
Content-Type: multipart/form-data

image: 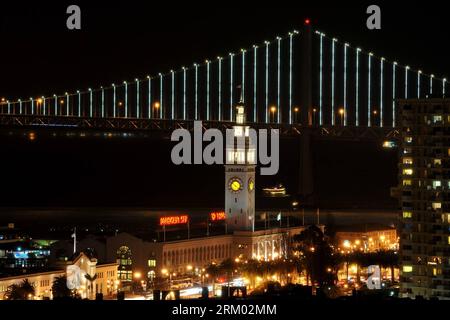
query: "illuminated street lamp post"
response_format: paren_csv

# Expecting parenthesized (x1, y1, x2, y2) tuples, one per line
(36, 98, 43, 115)
(312, 108, 317, 125)
(153, 102, 160, 119)
(293, 107, 299, 123)
(270, 106, 277, 123)
(339, 108, 345, 126)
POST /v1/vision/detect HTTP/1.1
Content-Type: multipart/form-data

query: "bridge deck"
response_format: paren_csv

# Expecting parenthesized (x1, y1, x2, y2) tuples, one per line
(0, 114, 399, 141)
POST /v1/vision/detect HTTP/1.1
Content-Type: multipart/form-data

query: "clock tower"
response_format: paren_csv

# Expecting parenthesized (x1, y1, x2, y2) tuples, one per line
(225, 100, 256, 232)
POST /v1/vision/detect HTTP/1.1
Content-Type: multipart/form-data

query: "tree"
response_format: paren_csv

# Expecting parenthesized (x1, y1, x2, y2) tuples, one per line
(241, 259, 263, 288)
(219, 258, 236, 283)
(52, 276, 72, 299)
(374, 250, 399, 284)
(205, 263, 220, 287)
(5, 279, 35, 300)
(292, 225, 336, 287)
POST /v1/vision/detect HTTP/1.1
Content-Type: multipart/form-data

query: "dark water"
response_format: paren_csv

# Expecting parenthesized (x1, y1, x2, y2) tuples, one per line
(0, 207, 398, 241)
(0, 127, 398, 210)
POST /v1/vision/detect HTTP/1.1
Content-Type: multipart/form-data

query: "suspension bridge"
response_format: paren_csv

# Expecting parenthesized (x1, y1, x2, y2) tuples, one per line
(2, 20, 445, 203)
(0, 21, 445, 139)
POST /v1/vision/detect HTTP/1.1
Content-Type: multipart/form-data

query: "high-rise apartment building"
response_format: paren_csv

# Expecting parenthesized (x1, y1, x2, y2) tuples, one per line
(399, 99, 450, 300)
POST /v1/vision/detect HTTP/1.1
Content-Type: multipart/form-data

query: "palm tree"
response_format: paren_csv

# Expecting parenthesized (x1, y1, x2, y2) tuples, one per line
(84, 273, 98, 299)
(292, 225, 336, 287)
(52, 276, 72, 299)
(375, 250, 399, 284)
(219, 258, 236, 283)
(205, 263, 220, 288)
(5, 279, 35, 300)
(241, 259, 262, 288)
(218, 258, 236, 297)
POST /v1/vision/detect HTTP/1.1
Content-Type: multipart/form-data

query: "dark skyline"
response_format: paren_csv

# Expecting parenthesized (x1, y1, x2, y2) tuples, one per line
(1, 1, 449, 100)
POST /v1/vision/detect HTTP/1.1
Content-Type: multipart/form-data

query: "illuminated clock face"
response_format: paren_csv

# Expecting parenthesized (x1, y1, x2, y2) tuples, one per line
(248, 178, 255, 192)
(228, 177, 243, 193)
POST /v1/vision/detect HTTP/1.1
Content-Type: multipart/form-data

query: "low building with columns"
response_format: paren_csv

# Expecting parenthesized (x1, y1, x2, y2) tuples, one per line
(0, 252, 118, 300)
(105, 225, 305, 284)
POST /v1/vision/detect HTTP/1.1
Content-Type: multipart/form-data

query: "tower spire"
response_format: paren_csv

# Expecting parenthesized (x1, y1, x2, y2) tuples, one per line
(236, 84, 246, 123)
(238, 84, 244, 104)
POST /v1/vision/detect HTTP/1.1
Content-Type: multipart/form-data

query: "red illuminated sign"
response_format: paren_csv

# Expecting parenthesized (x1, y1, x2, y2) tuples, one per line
(210, 211, 226, 221)
(159, 215, 189, 226)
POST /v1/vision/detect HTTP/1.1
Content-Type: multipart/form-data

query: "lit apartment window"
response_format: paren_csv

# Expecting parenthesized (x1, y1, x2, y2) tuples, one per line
(403, 265, 413, 273)
(403, 148, 412, 154)
(405, 136, 413, 143)
(433, 115, 442, 123)
(432, 202, 442, 210)
(403, 180, 412, 186)
(403, 168, 413, 175)
(442, 214, 450, 224)
(448, 236, 450, 245)
(433, 180, 442, 189)
(434, 159, 442, 166)
(147, 259, 156, 267)
(403, 158, 413, 165)
(403, 211, 412, 219)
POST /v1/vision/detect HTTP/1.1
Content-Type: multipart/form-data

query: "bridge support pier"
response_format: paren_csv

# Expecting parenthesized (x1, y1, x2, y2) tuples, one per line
(298, 128, 314, 206)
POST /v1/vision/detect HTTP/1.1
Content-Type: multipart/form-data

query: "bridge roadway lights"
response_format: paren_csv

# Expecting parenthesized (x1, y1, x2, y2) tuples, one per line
(0, 114, 399, 141)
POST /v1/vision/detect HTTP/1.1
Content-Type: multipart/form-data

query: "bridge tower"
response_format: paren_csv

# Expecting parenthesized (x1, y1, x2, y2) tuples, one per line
(225, 100, 256, 232)
(298, 20, 315, 205)
(300, 20, 313, 126)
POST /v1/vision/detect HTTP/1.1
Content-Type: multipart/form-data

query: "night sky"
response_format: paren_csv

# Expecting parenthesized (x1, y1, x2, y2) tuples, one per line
(0, 2, 445, 209)
(1, 1, 449, 100)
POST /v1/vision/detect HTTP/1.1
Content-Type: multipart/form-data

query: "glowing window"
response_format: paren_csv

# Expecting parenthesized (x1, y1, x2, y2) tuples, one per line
(403, 211, 412, 219)
(434, 159, 442, 166)
(433, 115, 442, 123)
(403, 266, 413, 273)
(403, 180, 412, 186)
(403, 158, 413, 165)
(147, 259, 156, 267)
(433, 180, 442, 189)
(403, 169, 413, 175)
(405, 136, 412, 143)
(432, 202, 442, 210)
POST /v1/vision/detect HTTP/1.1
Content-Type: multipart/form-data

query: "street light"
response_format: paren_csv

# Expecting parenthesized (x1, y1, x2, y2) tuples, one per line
(294, 107, 299, 123)
(339, 108, 344, 125)
(270, 106, 277, 123)
(153, 101, 160, 118)
(36, 98, 43, 115)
